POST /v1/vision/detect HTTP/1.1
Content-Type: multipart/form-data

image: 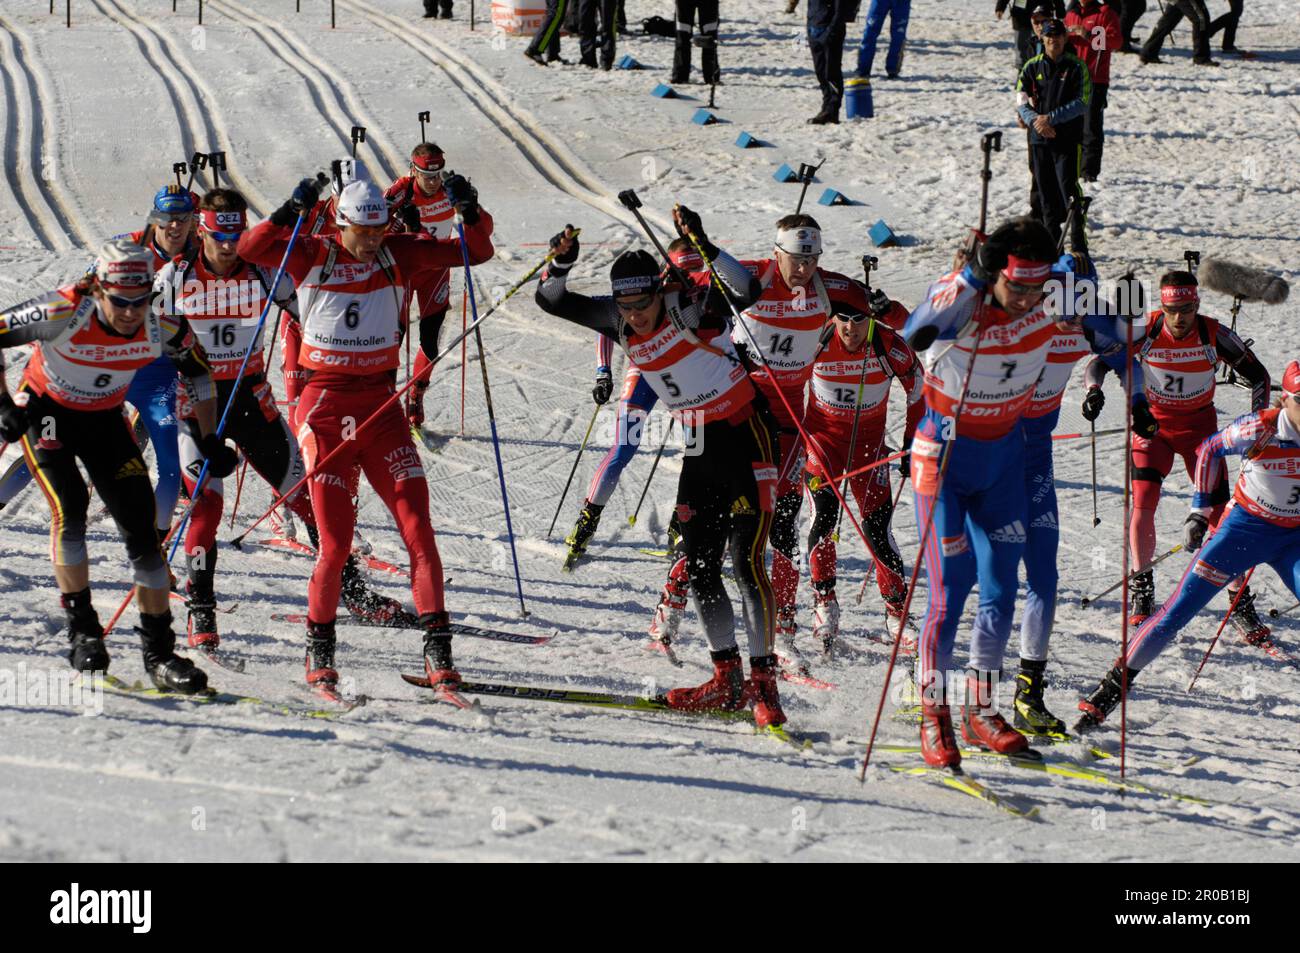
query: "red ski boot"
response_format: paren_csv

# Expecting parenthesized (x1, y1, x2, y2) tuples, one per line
(748, 655, 787, 728)
(960, 670, 1029, 755)
(665, 648, 747, 712)
(919, 702, 960, 768)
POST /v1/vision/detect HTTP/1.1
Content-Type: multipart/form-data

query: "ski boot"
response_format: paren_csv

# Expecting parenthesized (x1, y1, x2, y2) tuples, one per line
(341, 556, 417, 626)
(960, 669, 1029, 755)
(562, 500, 603, 571)
(405, 381, 428, 429)
(749, 655, 787, 728)
(1227, 586, 1272, 645)
(421, 611, 461, 690)
(137, 611, 207, 693)
(305, 621, 339, 689)
(775, 606, 798, 652)
(62, 588, 109, 672)
(185, 553, 220, 649)
(648, 560, 688, 644)
(665, 647, 747, 711)
(1012, 658, 1067, 735)
(1130, 569, 1155, 628)
(665, 511, 685, 561)
(1074, 664, 1137, 734)
(920, 702, 960, 769)
(811, 588, 840, 654)
(882, 591, 918, 652)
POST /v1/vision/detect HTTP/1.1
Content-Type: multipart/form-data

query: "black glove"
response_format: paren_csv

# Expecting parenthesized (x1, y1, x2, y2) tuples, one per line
(0, 392, 28, 444)
(270, 175, 327, 226)
(968, 222, 1015, 285)
(674, 205, 718, 260)
(868, 288, 892, 319)
(397, 202, 422, 233)
(443, 174, 479, 225)
(1183, 512, 1209, 553)
(1131, 401, 1159, 439)
(897, 450, 910, 481)
(549, 226, 580, 267)
(198, 434, 239, 480)
(592, 370, 614, 406)
(1081, 386, 1105, 422)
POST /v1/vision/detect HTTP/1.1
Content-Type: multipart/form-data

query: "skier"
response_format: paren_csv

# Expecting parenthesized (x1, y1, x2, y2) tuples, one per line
(1140, 0, 1217, 66)
(903, 217, 1060, 767)
(1082, 269, 1270, 635)
(237, 171, 494, 693)
(0, 240, 237, 691)
(563, 241, 707, 567)
(1010, 257, 1156, 735)
(534, 213, 792, 727)
(385, 143, 465, 433)
(801, 297, 923, 651)
(160, 187, 408, 647)
(1075, 361, 1300, 732)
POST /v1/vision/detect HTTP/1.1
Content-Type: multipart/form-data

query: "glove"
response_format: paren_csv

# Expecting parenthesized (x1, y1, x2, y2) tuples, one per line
(397, 202, 422, 233)
(198, 433, 239, 480)
(968, 222, 1015, 285)
(270, 175, 327, 226)
(1183, 512, 1209, 553)
(443, 174, 480, 225)
(1131, 401, 1159, 439)
(549, 226, 580, 266)
(0, 391, 28, 444)
(1081, 386, 1105, 422)
(674, 205, 717, 259)
(592, 370, 614, 406)
(897, 450, 910, 481)
(868, 288, 892, 319)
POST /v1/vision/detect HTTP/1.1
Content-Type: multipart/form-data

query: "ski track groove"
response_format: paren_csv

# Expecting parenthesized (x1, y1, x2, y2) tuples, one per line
(335, 0, 668, 237)
(0, 15, 91, 251)
(92, 0, 273, 216)
(205, 0, 405, 184)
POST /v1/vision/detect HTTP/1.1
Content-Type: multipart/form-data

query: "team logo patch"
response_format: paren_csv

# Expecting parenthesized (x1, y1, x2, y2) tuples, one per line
(1192, 560, 1230, 587)
(116, 458, 148, 480)
(988, 520, 1027, 544)
(941, 533, 969, 557)
(1030, 511, 1059, 531)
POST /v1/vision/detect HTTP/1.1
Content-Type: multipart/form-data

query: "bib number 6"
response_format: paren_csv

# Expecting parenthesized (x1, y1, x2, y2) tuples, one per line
(344, 301, 361, 330)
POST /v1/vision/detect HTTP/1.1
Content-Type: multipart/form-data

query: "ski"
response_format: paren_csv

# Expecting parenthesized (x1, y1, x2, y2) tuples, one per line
(308, 682, 368, 712)
(560, 549, 585, 573)
(397, 674, 483, 712)
(255, 537, 406, 576)
(190, 646, 247, 673)
(168, 592, 238, 614)
(399, 675, 755, 721)
(89, 673, 345, 720)
(888, 763, 1042, 819)
(1244, 632, 1300, 669)
(269, 614, 553, 646)
(756, 724, 814, 750)
(637, 547, 671, 559)
(412, 426, 450, 454)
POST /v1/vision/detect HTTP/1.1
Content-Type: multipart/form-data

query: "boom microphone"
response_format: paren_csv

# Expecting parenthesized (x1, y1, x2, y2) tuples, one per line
(1200, 258, 1291, 305)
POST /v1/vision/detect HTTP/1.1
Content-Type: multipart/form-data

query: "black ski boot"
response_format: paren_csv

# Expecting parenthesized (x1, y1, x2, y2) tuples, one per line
(62, 587, 109, 672)
(1074, 664, 1138, 734)
(1227, 586, 1272, 645)
(421, 611, 461, 689)
(185, 552, 219, 649)
(1013, 658, 1066, 735)
(1130, 569, 1155, 627)
(305, 621, 339, 688)
(341, 555, 417, 627)
(137, 611, 207, 693)
(563, 500, 604, 570)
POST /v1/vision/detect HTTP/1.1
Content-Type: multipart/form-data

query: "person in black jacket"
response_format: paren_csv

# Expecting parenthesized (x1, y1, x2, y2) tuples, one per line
(1115, 0, 1147, 52)
(996, 0, 1065, 69)
(1140, 0, 1217, 65)
(807, 0, 859, 124)
(1016, 19, 1091, 251)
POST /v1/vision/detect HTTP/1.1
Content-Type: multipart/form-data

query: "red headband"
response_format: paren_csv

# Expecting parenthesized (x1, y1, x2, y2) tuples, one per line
(1283, 360, 1300, 398)
(1161, 285, 1199, 307)
(1001, 255, 1051, 284)
(198, 208, 247, 235)
(668, 249, 705, 273)
(412, 152, 445, 173)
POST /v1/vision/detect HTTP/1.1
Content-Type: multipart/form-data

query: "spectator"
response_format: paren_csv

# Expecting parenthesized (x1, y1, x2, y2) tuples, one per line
(578, 0, 618, 69)
(1209, 0, 1252, 57)
(1140, 0, 1217, 66)
(806, 0, 858, 124)
(1115, 0, 1146, 52)
(524, 0, 571, 66)
(1065, 0, 1123, 181)
(422, 0, 452, 17)
(856, 0, 911, 80)
(672, 0, 721, 84)
(1017, 19, 1091, 252)
(996, 0, 1065, 70)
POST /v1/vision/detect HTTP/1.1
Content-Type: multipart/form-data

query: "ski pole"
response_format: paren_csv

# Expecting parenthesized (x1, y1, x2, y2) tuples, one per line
(228, 457, 248, 530)
(460, 288, 467, 436)
(808, 447, 906, 489)
(1077, 542, 1183, 608)
(463, 255, 528, 618)
(1187, 567, 1256, 693)
(1269, 599, 1300, 620)
(183, 151, 207, 192)
(548, 403, 601, 537)
(629, 418, 674, 527)
(418, 110, 429, 143)
(229, 240, 570, 547)
(1118, 271, 1144, 780)
(1090, 418, 1100, 527)
(794, 158, 826, 215)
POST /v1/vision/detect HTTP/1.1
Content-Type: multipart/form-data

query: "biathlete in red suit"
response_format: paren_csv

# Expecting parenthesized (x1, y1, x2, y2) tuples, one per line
(238, 171, 494, 692)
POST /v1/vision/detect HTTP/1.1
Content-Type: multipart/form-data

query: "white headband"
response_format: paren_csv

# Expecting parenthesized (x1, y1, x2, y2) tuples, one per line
(774, 226, 822, 258)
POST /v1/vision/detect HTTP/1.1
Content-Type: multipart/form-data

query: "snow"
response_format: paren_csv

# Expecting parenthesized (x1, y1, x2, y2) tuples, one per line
(1, 0, 1299, 861)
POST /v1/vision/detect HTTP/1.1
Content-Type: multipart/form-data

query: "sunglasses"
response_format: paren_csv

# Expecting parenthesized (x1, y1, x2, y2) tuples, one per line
(782, 253, 820, 268)
(204, 229, 243, 243)
(1005, 279, 1047, 296)
(105, 291, 152, 309)
(615, 294, 657, 312)
(412, 164, 445, 179)
(837, 312, 874, 325)
(155, 212, 193, 225)
(1163, 302, 1197, 315)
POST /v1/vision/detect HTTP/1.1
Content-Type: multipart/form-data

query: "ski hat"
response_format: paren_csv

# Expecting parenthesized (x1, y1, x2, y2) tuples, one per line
(151, 184, 195, 217)
(1041, 18, 1067, 37)
(329, 157, 371, 197)
(1282, 360, 1300, 399)
(610, 250, 663, 297)
(775, 225, 822, 258)
(94, 238, 156, 290)
(411, 146, 446, 173)
(335, 180, 388, 228)
(198, 208, 248, 238)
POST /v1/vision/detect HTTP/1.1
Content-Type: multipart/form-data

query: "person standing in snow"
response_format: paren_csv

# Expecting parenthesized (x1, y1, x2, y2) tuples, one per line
(1064, 0, 1123, 181)
(806, 0, 858, 124)
(997, 0, 1065, 69)
(856, 0, 910, 80)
